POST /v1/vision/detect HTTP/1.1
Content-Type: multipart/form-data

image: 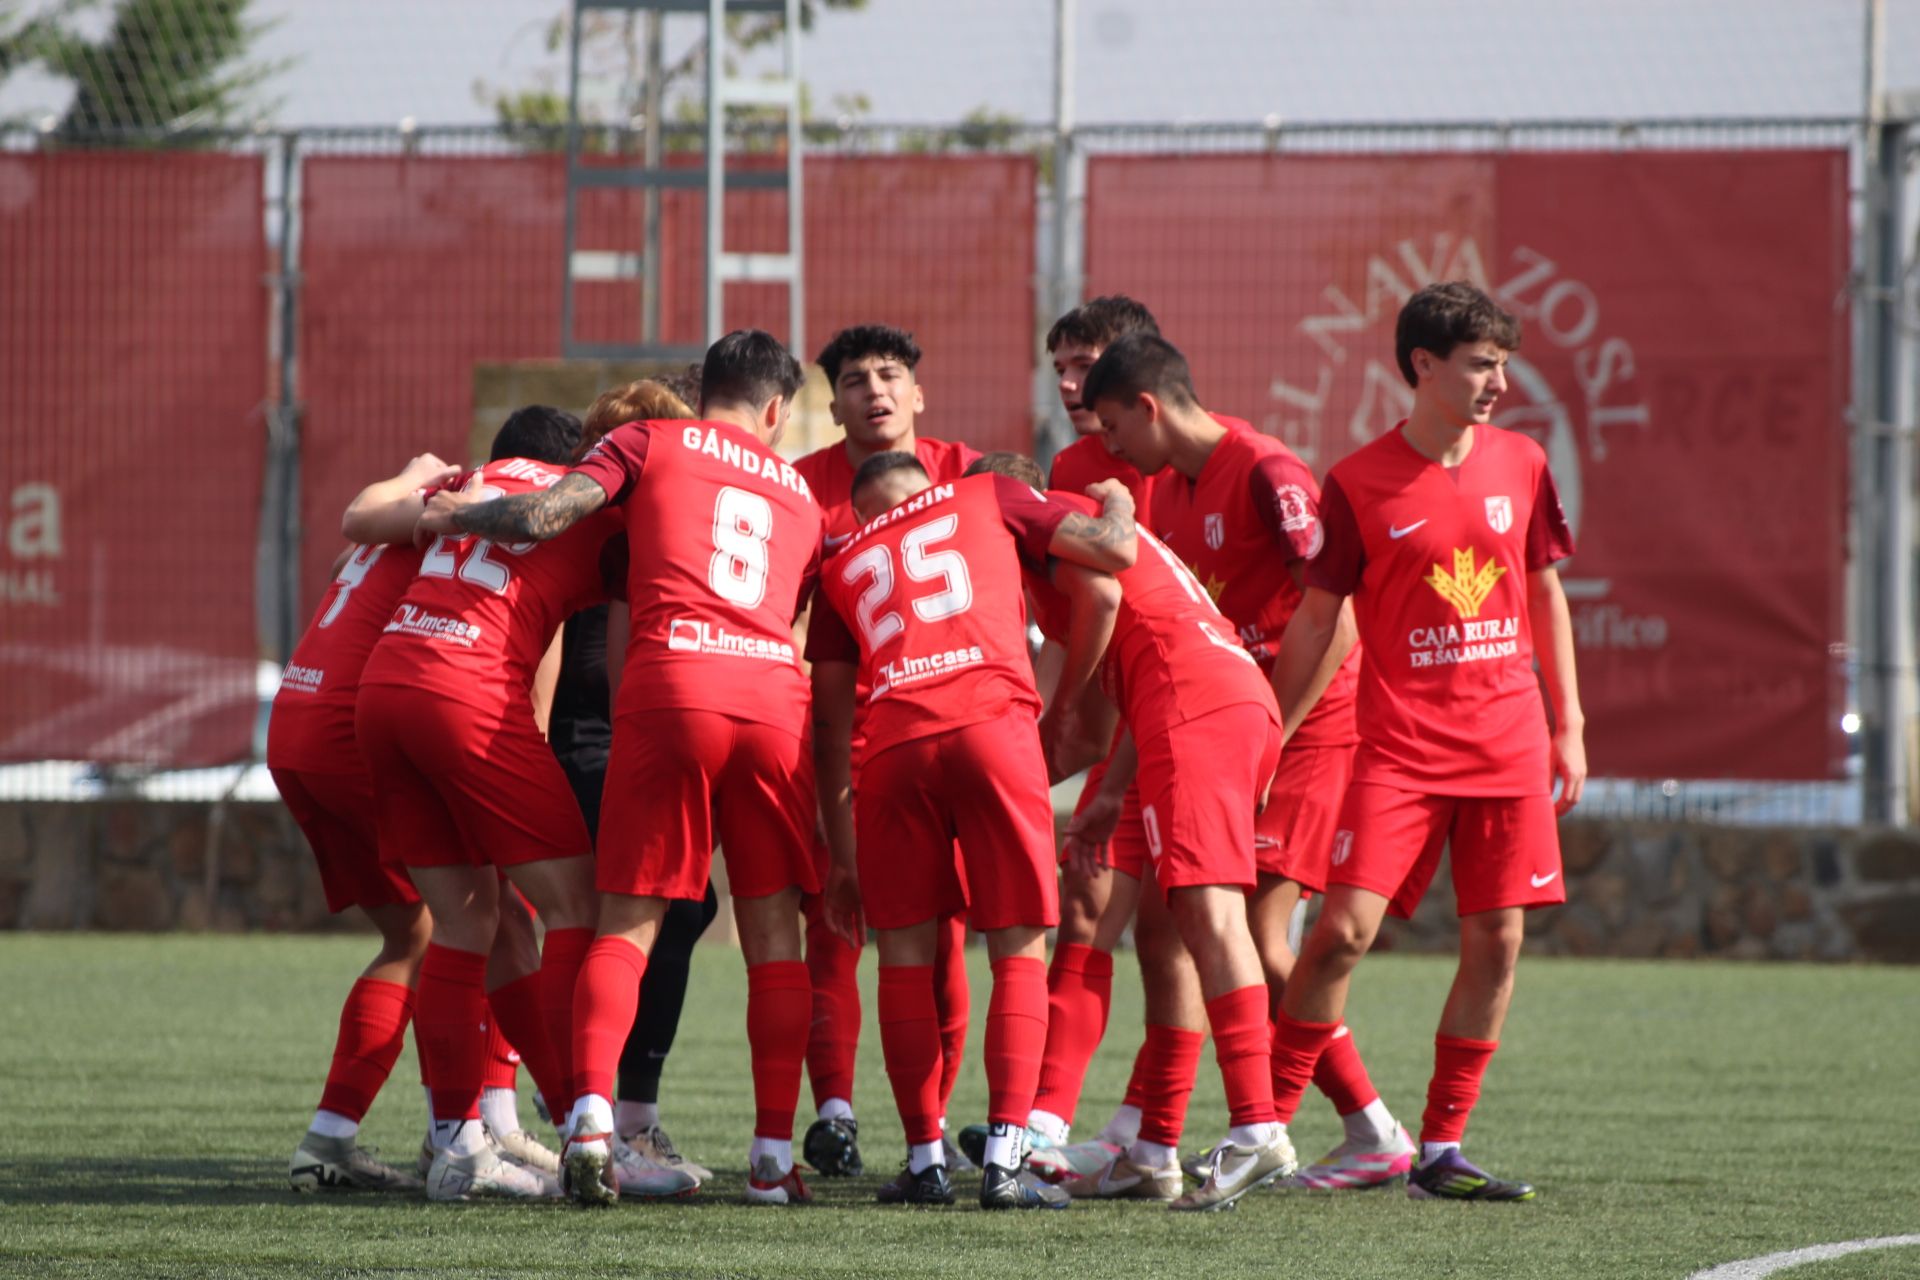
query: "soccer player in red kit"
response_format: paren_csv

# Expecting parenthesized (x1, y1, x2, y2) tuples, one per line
(793, 324, 980, 1178)
(358, 412, 626, 1202)
(1266, 282, 1586, 1201)
(424, 331, 828, 1208)
(1020, 297, 1213, 1184)
(808, 453, 1138, 1209)
(969, 450, 1294, 1210)
(1087, 332, 1416, 1190)
(277, 452, 451, 1194)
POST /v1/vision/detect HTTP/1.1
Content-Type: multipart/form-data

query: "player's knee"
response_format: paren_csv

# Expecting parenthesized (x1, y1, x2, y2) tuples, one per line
(1057, 887, 1102, 944)
(1303, 909, 1372, 973)
(1459, 910, 1525, 977)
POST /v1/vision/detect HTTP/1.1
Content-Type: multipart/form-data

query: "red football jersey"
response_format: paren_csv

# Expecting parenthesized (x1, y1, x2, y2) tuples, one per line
(359, 459, 624, 709)
(1150, 419, 1359, 749)
(796, 435, 981, 547)
(1049, 435, 1156, 517)
(1026, 493, 1276, 745)
(1311, 423, 1574, 796)
(268, 542, 424, 773)
(808, 473, 1067, 761)
(574, 419, 824, 738)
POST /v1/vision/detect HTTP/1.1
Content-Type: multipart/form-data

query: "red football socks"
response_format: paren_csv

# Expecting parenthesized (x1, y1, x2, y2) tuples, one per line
(415, 944, 489, 1122)
(1135, 1024, 1205, 1146)
(934, 914, 971, 1116)
(804, 915, 862, 1109)
(1207, 984, 1278, 1126)
(537, 926, 594, 1110)
(486, 973, 567, 1115)
(984, 955, 1048, 1127)
(1269, 1010, 1341, 1125)
(1312, 1023, 1381, 1116)
(746, 960, 812, 1139)
(317, 977, 413, 1122)
(1421, 1034, 1498, 1145)
(877, 964, 943, 1145)
(1032, 943, 1114, 1124)
(570, 934, 649, 1106)
(480, 996, 519, 1091)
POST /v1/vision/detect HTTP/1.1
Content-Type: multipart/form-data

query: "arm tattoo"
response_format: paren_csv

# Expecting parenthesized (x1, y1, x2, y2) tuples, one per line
(451, 472, 607, 541)
(1057, 504, 1135, 553)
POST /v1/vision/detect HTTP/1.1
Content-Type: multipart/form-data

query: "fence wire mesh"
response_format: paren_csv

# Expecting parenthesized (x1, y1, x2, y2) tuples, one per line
(0, 113, 1900, 829)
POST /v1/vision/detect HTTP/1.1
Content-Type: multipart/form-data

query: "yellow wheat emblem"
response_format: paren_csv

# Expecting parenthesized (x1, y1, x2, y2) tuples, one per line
(1425, 548, 1507, 618)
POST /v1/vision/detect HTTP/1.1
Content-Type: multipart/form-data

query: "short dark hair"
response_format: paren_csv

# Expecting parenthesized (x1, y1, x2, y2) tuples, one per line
(701, 330, 805, 411)
(489, 404, 582, 464)
(1080, 332, 1198, 412)
(659, 362, 703, 411)
(816, 324, 922, 386)
(964, 451, 1045, 489)
(1046, 295, 1160, 354)
(1395, 282, 1521, 387)
(850, 450, 929, 501)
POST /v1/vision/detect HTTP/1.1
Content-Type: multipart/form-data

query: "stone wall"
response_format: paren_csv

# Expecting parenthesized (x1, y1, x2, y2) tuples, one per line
(5, 800, 1919, 963)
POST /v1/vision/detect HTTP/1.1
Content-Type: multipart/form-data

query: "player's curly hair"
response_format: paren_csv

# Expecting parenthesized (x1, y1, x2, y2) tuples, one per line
(816, 324, 922, 386)
(1395, 281, 1521, 387)
(1046, 294, 1160, 354)
(576, 379, 695, 460)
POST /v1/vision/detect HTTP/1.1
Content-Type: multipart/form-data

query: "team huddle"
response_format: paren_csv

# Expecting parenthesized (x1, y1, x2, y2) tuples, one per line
(273, 281, 1586, 1213)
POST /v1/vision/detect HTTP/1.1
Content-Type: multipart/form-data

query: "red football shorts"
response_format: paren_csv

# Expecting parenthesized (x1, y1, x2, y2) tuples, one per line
(1063, 758, 1151, 882)
(598, 708, 818, 902)
(1253, 743, 1356, 894)
(1134, 701, 1282, 894)
(270, 765, 419, 913)
(1328, 782, 1565, 918)
(855, 715, 1059, 932)
(354, 685, 591, 869)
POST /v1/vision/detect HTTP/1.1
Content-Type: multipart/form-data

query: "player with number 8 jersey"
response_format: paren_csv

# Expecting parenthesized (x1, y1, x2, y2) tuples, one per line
(421, 331, 828, 1206)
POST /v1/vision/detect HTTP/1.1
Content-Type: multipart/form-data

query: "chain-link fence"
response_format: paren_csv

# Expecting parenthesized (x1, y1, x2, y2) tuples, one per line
(0, 110, 1905, 829)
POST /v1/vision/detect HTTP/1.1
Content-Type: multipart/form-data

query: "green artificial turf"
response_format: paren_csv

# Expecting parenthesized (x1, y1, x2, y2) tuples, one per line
(0, 935, 1915, 1279)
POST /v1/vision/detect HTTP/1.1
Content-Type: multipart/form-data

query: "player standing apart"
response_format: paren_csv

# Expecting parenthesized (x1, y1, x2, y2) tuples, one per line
(1267, 281, 1586, 1201)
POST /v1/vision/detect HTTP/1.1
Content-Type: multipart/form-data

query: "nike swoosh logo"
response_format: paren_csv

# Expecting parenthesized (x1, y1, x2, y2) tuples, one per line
(824, 532, 852, 550)
(1530, 872, 1559, 888)
(1388, 520, 1428, 539)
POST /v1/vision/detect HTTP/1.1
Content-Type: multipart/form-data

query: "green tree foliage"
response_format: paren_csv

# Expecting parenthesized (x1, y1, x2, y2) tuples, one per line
(0, 0, 278, 136)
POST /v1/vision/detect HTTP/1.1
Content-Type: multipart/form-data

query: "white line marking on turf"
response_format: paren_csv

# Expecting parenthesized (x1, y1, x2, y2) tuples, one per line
(1687, 1235, 1920, 1278)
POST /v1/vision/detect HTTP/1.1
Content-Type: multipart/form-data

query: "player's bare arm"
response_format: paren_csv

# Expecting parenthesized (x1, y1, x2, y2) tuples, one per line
(1272, 584, 1347, 747)
(1049, 478, 1138, 571)
(340, 453, 461, 545)
(423, 471, 608, 542)
(810, 658, 863, 946)
(1062, 730, 1138, 877)
(1528, 565, 1588, 815)
(1037, 561, 1122, 782)
(1271, 566, 1358, 745)
(529, 624, 564, 740)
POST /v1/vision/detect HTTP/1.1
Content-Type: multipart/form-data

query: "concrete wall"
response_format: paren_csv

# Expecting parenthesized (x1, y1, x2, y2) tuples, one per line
(4, 801, 1918, 962)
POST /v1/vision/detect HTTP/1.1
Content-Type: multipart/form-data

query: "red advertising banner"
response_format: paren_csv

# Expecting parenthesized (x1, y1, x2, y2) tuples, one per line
(298, 152, 1034, 616)
(0, 152, 266, 766)
(1086, 150, 1848, 780)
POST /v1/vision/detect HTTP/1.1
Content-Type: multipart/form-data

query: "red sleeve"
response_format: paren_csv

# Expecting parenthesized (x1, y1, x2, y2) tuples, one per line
(1248, 452, 1328, 563)
(1305, 474, 1365, 597)
(1526, 462, 1576, 570)
(571, 422, 653, 506)
(421, 467, 479, 503)
(989, 473, 1072, 568)
(805, 588, 860, 664)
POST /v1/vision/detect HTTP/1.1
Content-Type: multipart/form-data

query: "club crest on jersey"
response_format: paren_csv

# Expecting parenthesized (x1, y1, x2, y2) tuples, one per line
(1330, 830, 1353, 867)
(1485, 495, 1513, 534)
(1203, 513, 1225, 550)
